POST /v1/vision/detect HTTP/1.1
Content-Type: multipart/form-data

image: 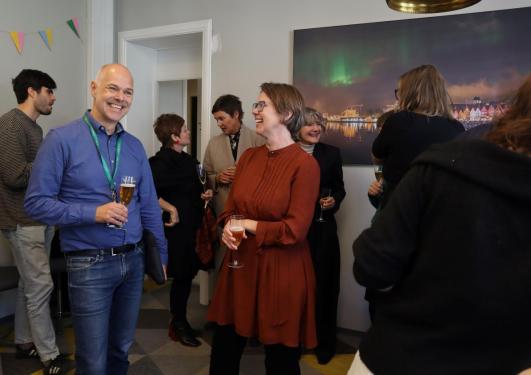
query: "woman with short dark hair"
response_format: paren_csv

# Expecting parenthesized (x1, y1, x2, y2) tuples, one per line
(149, 113, 212, 347)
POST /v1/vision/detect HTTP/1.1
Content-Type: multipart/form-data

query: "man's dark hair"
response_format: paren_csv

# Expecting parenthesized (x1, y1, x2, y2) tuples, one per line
(211, 94, 244, 122)
(12, 69, 57, 104)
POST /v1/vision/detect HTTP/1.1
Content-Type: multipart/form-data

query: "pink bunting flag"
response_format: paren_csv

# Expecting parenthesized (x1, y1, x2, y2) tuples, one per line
(66, 17, 80, 39)
(38, 28, 54, 50)
(9, 31, 25, 54)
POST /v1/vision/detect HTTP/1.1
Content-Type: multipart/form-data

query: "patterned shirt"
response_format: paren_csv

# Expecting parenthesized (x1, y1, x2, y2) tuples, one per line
(0, 108, 43, 229)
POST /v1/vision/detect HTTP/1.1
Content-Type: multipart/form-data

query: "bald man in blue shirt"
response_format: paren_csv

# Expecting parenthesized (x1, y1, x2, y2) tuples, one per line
(25, 64, 167, 375)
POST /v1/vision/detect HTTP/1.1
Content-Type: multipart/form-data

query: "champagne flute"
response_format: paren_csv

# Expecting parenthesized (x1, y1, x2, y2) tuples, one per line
(119, 176, 136, 206)
(316, 188, 332, 223)
(196, 164, 208, 208)
(374, 164, 383, 182)
(107, 176, 135, 228)
(227, 214, 245, 269)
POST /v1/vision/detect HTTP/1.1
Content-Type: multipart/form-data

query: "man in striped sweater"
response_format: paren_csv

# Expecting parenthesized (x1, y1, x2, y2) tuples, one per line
(0, 69, 64, 375)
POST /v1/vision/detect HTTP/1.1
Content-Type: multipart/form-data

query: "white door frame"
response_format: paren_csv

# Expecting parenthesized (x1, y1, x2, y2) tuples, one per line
(118, 19, 212, 159)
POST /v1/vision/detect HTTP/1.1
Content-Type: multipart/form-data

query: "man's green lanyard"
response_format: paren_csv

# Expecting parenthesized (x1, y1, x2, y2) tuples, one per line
(83, 113, 123, 201)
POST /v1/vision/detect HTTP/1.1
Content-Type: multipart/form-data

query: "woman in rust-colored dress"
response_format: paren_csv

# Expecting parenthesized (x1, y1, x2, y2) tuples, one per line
(208, 83, 320, 374)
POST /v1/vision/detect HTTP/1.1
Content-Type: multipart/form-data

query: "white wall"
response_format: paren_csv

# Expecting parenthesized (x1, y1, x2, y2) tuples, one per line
(156, 44, 202, 82)
(0, 0, 87, 317)
(1, 0, 87, 134)
(115, 0, 531, 331)
(158, 80, 184, 117)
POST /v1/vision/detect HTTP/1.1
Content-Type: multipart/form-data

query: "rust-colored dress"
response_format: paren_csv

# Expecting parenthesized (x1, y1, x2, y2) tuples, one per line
(207, 143, 320, 349)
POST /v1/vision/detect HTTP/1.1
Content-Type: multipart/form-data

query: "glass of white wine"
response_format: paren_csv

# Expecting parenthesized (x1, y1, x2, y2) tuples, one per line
(196, 164, 209, 208)
(316, 188, 332, 223)
(227, 214, 245, 269)
(374, 165, 383, 182)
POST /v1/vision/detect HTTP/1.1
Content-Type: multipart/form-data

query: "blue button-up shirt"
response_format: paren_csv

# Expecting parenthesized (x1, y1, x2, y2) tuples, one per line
(24, 111, 168, 264)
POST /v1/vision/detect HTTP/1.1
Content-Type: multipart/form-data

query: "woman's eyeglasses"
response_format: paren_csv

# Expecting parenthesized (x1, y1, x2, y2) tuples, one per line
(252, 101, 267, 112)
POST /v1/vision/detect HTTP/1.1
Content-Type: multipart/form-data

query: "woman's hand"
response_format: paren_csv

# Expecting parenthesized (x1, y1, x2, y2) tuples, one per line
(158, 198, 179, 227)
(221, 220, 248, 250)
(320, 196, 336, 210)
(368, 180, 384, 197)
(201, 189, 213, 201)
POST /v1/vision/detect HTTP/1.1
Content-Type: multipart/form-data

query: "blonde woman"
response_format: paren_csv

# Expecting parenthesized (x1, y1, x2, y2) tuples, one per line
(372, 64, 464, 208)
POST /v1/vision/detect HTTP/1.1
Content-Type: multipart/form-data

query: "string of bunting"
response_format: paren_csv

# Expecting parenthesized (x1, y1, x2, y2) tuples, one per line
(1, 17, 81, 55)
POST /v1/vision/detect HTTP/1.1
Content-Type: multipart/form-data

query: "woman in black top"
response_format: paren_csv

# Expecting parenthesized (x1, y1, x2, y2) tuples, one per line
(373, 64, 464, 208)
(149, 114, 212, 347)
(298, 107, 346, 364)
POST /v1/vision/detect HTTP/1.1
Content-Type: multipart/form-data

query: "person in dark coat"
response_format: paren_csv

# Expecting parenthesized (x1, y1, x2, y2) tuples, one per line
(372, 64, 464, 209)
(348, 75, 531, 375)
(149, 113, 212, 347)
(298, 107, 346, 364)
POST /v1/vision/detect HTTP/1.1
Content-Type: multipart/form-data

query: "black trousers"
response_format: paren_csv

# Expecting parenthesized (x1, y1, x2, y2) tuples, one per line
(209, 325, 301, 375)
(170, 278, 192, 322)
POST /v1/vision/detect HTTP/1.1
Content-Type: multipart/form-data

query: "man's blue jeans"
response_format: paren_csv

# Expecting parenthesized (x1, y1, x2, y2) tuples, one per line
(66, 245, 144, 375)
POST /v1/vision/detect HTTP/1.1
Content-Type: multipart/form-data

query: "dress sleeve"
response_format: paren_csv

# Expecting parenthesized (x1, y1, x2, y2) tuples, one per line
(255, 156, 320, 247)
(217, 148, 254, 226)
(353, 165, 427, 289)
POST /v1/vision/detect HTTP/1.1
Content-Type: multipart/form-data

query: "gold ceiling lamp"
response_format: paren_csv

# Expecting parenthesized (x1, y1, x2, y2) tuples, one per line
(386, 0, 482, 13)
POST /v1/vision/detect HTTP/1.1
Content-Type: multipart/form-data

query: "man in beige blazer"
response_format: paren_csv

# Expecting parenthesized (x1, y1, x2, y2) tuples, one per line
(203, 94, 265, 283)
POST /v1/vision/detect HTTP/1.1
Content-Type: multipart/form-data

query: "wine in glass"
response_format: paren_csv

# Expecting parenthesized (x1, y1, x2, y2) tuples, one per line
(196, 164, 209, 208)
(374, 165, 383, 182)
(316, 188, 332, 223)
(227, 214, 245, 269)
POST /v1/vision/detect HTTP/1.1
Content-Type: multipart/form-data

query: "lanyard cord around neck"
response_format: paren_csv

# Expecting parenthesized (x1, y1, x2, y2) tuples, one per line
(82, 113, 123, 201)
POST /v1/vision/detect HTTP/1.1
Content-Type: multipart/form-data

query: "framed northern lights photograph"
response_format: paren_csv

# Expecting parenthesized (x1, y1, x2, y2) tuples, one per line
(293, 7, 531, 165)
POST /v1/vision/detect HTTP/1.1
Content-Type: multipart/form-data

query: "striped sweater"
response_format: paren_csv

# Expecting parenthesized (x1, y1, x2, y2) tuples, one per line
(0, 108, 44, 229)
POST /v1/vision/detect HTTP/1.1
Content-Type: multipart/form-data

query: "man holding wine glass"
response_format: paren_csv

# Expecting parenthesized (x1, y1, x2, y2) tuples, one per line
(25, 64, 168, 375)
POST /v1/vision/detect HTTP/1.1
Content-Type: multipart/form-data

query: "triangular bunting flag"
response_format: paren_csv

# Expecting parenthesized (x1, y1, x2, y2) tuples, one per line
(38, 28, 54, 50)
(9, 31, 25, 54)
(66, 17, 80, 39)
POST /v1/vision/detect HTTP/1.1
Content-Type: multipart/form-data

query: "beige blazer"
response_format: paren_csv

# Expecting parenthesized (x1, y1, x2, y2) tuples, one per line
(203, 124, 265, 216)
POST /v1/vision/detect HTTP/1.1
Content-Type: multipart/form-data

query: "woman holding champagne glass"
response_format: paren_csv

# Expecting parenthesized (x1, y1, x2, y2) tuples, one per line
(208, 83, 320, 374)
(298, 107, 346, 364)
(149, 114, 212, 347)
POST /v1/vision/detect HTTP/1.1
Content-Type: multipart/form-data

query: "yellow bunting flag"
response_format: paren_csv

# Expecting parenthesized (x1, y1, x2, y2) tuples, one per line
(66, 17, 80, 39)
(38, 28, 54, 50)
(9, 31, 25, 54)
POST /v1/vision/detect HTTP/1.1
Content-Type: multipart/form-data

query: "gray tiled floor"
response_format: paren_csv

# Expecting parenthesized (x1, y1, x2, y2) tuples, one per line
(0, 282, 359, 374)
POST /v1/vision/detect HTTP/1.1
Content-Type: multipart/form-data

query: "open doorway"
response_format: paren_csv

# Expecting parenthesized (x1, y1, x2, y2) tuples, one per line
(119, 21, 212, 305)
(118, 20, 212, 159)
(156, 79, 201, 158)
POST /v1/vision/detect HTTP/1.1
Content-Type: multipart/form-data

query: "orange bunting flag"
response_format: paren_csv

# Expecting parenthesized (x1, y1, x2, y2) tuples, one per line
(66, 17, 80, 39)
(9, 31, 25, 54)
(38, 28, 54, 50)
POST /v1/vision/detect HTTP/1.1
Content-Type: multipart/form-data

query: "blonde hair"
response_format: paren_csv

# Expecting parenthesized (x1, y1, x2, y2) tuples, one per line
(397, 64, 454, 119)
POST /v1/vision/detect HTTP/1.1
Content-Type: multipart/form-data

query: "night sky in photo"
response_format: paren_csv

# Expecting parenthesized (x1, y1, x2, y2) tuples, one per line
(293, 7, 531, 164)
(294, 7, 531, 115)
